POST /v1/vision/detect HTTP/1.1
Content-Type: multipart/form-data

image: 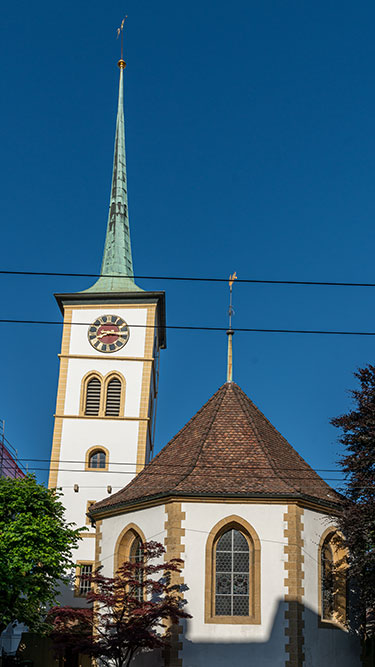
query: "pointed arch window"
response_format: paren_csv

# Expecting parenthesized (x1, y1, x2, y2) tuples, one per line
(318, 528, 347, 626)
(85, 377, 101, 415)
(205, 516, 261, 624)
(105, 377, 122, 416)
(215, 528, 250, 616)
(114, 523, 146, 576)
(130, 536, 144, 601)
(321, 538, 335, 620)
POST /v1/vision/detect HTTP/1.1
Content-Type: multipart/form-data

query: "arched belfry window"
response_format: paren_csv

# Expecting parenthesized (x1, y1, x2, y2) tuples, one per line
(318, 528, 347, 626)
(80, 371, 125, 417)
(85, 376, 101, 415)
(205, 516, 261, 625)
(105, 377, 122, 416)
(85, 446, 109, 471)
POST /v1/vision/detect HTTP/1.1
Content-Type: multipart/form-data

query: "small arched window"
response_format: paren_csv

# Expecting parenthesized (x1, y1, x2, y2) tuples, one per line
(105, 377, 122, 416)
(205, 516, 261, 624)
(319, 529, 347, 626)
(85, 377, 101, 415)
(88, 449, 106, 469)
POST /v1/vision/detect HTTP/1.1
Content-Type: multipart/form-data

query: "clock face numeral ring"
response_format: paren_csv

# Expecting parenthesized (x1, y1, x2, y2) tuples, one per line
(87, 315, 130, 353)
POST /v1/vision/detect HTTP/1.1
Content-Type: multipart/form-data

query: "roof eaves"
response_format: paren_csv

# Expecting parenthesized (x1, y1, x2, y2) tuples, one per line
(89, 489, 342, 520)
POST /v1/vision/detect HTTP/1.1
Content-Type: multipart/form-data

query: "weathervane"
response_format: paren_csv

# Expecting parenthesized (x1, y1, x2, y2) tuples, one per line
(117, 16, 128, 67)
(227, 272, 237, 382)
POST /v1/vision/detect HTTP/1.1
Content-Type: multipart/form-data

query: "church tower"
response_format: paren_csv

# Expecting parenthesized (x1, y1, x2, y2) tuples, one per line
(48, 56, 166, 600)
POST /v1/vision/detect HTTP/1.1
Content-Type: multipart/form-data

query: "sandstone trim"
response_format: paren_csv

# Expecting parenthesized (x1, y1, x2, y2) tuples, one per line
(284, 504, 305, 667)
(163, 502, 185, 667)
(95, 519, 103, 570)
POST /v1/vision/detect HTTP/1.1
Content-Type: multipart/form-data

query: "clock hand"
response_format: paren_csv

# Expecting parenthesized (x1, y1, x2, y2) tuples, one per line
(96, 329, 119, 339)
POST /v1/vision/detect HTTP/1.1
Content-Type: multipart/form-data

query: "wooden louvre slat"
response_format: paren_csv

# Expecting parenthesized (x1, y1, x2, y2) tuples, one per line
(105, 378, 122, 416)
(85, 378, 101, 415)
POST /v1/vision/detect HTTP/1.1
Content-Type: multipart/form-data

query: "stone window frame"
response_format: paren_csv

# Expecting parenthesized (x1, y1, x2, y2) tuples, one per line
(205, 515, 261, 625)
(114, 523, 146, 575)
(85, 445, 109, 472)
(318, 526, 347, 629)
(80, 370, 126, 417)
(74, 560, 94, 598)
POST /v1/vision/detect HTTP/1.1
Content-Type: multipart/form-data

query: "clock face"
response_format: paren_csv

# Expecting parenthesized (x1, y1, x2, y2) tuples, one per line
(88, 315, 130, 353)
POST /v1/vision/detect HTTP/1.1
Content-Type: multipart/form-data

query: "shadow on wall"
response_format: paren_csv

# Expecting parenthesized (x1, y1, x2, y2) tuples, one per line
(13, 601, 362, 667)
(180, 601, 361, 667)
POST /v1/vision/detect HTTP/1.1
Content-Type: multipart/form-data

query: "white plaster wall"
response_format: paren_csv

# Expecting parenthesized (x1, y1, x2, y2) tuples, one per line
(69, 307, 148, 358)
(56, 418, 139, 527)
(303, 509, 361, 666)
(180, 502, 288, 667)
(98, 501, 363, 667)
(53, 304, 157, 607)
(64, 359, 144, 417)
(100, 505, 167, 578)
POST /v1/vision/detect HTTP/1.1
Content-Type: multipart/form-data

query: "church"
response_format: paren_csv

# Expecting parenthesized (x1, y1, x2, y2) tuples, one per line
(48, 52, 361, 667)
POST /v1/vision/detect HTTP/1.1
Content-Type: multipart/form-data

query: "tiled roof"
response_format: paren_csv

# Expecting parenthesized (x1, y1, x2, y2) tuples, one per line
(92, 382, 341, 515)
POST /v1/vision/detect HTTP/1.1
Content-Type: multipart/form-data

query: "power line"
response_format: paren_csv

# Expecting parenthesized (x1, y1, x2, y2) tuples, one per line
(27, 465, 348, 482)
(19, 457, 345, 473)
(2, 318, 375, 336)
(2, 269, 375, 288)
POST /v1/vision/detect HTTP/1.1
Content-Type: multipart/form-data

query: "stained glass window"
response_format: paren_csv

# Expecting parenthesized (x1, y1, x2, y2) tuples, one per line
(322, 539, 335, 620)
(215, 529, 249, 616)
(130, 536, 144, 601)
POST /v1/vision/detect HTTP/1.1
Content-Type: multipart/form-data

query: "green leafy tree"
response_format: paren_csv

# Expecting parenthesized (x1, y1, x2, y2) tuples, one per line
(0, 474, 82, 635)
(331, 365, 375, 640)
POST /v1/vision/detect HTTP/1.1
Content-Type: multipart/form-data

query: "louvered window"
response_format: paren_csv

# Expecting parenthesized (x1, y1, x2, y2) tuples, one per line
(85, 377, 101, 415)
(88, 450, 106, 469)
(105, 377, 122, 416)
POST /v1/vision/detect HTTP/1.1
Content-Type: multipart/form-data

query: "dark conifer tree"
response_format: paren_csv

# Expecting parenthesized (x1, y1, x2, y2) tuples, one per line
(331, 365, 375, 639)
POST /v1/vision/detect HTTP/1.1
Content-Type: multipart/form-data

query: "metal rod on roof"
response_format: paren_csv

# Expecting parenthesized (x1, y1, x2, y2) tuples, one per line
(227, 273, 237, 382)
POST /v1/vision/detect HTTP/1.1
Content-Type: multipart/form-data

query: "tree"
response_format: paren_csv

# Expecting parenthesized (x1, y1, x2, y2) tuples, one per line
(48, 541, 191, 667)
(331, 365, 375, 639)
(0, 474, 82, 635)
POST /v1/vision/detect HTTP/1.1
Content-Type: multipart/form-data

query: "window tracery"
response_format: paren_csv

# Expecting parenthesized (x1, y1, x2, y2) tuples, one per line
(318, 528, 347, 626)
(205, 515, 261, 624)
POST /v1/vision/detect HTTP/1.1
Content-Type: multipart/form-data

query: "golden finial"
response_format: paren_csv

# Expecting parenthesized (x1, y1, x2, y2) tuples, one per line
(227, 272, 237, 383)
(117, 16, 128, 69)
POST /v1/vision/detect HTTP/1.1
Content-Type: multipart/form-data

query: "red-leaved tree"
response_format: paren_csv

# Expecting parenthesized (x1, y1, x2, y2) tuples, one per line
(48, 541, 191, 667)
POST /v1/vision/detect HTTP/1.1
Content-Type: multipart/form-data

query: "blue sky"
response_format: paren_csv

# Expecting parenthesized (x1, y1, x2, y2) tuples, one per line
(2, 0, 375, 491)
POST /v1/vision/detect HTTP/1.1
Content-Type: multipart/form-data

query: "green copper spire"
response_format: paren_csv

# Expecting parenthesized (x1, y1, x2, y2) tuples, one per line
(85, 59, 142, 293)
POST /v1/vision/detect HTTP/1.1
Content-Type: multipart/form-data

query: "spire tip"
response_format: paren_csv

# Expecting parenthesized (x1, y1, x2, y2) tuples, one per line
(226, 273, 237, 383)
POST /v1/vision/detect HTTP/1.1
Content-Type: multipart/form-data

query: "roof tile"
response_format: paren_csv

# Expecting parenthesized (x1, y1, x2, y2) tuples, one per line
(92, 382, 340, 514)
